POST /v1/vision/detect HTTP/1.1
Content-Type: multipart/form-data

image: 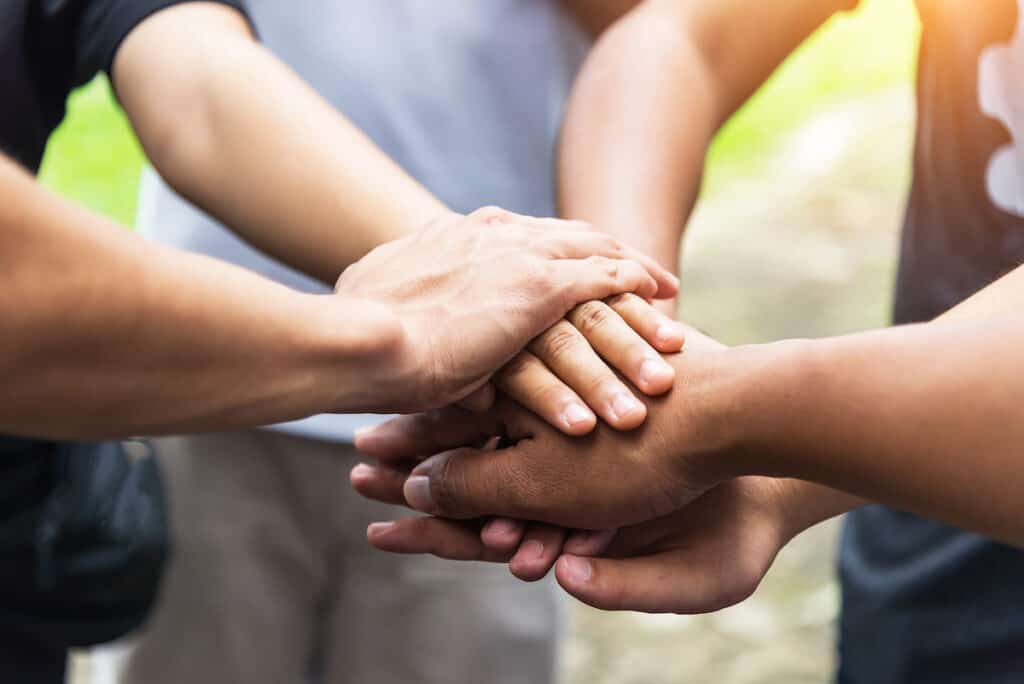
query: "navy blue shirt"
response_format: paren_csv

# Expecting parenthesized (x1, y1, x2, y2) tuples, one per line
(840, 1, 1024, 681)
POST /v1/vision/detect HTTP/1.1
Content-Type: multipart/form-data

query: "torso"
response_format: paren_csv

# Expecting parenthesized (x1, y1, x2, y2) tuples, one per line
(896, 0, 1024, 322)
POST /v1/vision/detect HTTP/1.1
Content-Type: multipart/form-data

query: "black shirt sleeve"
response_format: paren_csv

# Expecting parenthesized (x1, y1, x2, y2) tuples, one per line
(71, 0, 252, 85)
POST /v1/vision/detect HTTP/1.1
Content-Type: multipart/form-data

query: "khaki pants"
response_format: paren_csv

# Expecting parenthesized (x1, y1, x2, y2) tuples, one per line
(117, 431, 562, 684)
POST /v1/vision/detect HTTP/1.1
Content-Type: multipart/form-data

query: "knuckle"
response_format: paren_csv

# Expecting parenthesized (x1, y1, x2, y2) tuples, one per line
(589, 256, 621, 281)
(602, 236, 626, 256)
(471, 206, 510, 225)
(534, 325, 582, 361)
(571, 300, 613, 335)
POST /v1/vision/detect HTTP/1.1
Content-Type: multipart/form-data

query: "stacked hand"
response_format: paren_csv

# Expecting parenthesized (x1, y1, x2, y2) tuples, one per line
(350, 329, 832, 613)
(334, 207, 682, 415)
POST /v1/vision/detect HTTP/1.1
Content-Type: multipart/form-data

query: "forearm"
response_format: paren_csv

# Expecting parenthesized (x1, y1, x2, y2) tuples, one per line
(559, 0, 854, 302)
(558, 2, 716, 271)
(728, 313, 1024, 545)
(0, 159, 400, 439)
(114, 4, 446, 285)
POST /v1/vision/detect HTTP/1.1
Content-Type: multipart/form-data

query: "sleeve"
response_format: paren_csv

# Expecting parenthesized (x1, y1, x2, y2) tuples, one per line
(71, 0, 254, 84)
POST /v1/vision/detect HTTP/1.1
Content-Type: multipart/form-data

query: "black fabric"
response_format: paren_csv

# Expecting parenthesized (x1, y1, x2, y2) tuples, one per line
(839, 1, 1024, 681)
(0, 438, 170, 649)
(0, 0, 248, 171)
(0, 628, 67, 684)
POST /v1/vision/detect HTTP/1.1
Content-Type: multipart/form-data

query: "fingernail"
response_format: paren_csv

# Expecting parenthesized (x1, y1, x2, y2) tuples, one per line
(561, 556, 593, 584)
(485, 518, 522, 538)
(563, 403, 594, 430)
(350, 463, 376, 480)
(354, 425, 378, 440)
(656, 322, 685, 347)
(521, 539, 545, 560)
(367, 522, 396, 537)
(639, 357, 673, 387)
(610, 392, 644, 422)
(404, 476, 435, 513)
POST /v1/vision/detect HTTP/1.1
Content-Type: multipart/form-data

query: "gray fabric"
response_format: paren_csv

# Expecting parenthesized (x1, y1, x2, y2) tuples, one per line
(120, 432, 562, 684)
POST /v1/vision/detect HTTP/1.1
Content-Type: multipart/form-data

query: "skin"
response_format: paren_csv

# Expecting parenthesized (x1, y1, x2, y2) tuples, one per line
(1, 2, 686, 439)
(468, 0, 861, 554)
(354, 266, 1024, 610)
(352, 0, 1024, 613)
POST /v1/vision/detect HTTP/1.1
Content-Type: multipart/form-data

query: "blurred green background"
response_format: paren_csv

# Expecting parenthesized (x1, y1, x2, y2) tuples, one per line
(39, 0, 919, 227)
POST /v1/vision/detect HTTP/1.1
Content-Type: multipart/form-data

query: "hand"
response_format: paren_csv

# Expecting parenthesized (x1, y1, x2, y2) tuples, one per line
(361, 478, 856, 614)
(334, 207, 678, 413)
(363, 478, 790, 612)
(353, 328, 738, 530)
(462, 293, 687, 434)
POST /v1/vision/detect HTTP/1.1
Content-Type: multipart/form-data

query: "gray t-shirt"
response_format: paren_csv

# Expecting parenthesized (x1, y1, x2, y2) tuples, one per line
(136, 0, 589, 443)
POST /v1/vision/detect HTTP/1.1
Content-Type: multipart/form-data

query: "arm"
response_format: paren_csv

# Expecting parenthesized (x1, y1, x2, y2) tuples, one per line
(354, 266, 1024, 609)
(2, 153, 672, 439)
(0, 154, 397, 439)
(557, 0, 858, 281)
(111, 3, 690, 433)
(731, 270, 1024, 545)
(483, 0, 826, 427)
(112, 3, 445, 284)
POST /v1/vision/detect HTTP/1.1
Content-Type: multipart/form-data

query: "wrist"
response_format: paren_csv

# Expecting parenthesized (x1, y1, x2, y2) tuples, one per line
(721, 338, 821, 479)
(298, 293, 406, 413)
(692, 339, 814, 482)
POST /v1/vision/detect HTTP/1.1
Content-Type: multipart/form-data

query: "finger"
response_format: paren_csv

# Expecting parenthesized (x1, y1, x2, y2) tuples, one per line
(552, 256, 660, 310)
(606, 293, 686, 354)
(350, 462, 412, 507)
(509, 524, 567, 582)
(367, 517, 511, 562)
(563, 529, 618, 557)
(537, 226, 679, 299)
(457, 383, 496, 413)
(555, 551, 752, 614)
(526, 319, 647, 430)
(354, 408, 502, 461)
(481, 518, 528, 554)
(494, 350, 597, 435)
(402, 404, 594, 524)
(567, 300, 676, 397)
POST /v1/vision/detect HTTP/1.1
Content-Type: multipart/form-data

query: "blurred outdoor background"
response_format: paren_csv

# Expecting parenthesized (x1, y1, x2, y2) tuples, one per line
(50, 1, 921, 682)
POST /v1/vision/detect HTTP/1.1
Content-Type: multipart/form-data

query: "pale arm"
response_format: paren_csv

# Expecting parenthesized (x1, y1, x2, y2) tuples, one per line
(113, 3, 446, 284)
(557, 0, 857, 279)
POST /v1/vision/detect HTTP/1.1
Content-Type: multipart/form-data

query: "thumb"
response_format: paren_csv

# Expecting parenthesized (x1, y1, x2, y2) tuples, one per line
(403, 444, 545, 521)
(554, 551, 760, 614)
